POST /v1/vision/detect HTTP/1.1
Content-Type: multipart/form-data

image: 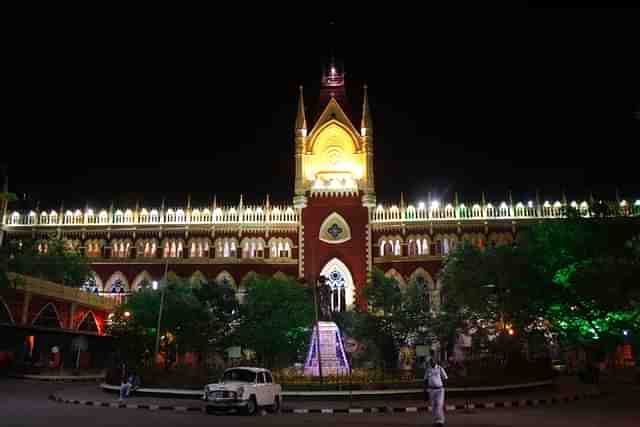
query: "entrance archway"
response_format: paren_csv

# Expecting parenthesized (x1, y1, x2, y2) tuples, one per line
(319, 258, 354, 312)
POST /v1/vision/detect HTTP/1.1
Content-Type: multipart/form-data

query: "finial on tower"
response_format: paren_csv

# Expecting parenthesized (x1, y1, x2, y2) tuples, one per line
(266, 194, 270, 209)
(295, 85, 307, 133)
(400, 192, 405, 210)
(361, 83, 373, 136)
(239, 194, 244, 208)
(187, 194, 191, 210)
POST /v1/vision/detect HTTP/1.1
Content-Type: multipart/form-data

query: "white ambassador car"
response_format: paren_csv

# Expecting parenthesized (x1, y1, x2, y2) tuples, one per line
(203, 367, 282, 415)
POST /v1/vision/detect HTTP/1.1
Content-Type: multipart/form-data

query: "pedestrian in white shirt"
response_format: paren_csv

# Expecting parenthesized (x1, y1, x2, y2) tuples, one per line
(424, 355, 448, 426)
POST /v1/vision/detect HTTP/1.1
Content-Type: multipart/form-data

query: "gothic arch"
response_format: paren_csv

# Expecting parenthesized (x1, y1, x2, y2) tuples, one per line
(320, 258, 355, 311)
(319, 212, 352, 244)
(384, 268, 407, 290)
(215, 270, 236, 289)
(409, 267, 436, 290)
(0, 296, 15, 324)
(273, 271, 288, 281)
(105, 271, 129, 291)
(190, 270, 207, 287)
(77, 311, 100, 334)
(32, 302, 63, 329)
(89, 271, 104, 290)
(131, 271, 153, 291)
(239, 271, 258, 290)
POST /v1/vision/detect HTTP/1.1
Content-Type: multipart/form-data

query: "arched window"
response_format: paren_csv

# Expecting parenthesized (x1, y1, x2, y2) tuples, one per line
(408, 239, 418, 256)
(326, 270, 347, 313)
(415, 276, 431, 310)
(394, 239, 401, 256)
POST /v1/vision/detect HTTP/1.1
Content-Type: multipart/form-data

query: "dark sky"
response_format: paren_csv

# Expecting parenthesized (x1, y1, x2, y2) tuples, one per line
(4, 10, 639, 211)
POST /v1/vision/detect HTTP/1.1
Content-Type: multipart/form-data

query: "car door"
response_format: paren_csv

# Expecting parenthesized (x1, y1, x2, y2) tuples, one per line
(264, 371, 276, 403)
(255, 372, 271, 406)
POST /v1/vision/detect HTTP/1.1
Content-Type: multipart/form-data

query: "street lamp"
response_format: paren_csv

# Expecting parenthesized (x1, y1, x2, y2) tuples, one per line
(154, 254, 170, 363)
(152, 280, 158, 290)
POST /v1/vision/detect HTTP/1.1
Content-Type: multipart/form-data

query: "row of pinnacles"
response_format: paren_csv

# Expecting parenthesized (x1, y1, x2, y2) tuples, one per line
(5, 196, 639, 226)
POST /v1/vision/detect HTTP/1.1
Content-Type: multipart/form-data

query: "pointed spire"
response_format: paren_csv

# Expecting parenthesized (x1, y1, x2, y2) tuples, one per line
(455, 192, 460, 208)
(562, 191, 568, 207)
(187, 194, 191, 210)
(361, 83, 373, 135)
(266, 194, 270, 209)
(295, 85, 307, 133)
(239, 194, 244, 208)
(161, 197, 165, 211)
(213, 194, 217, 210)
(481, 192, 486, 206)
(400, 192, 405, 210)
(615, 187, 621, 204)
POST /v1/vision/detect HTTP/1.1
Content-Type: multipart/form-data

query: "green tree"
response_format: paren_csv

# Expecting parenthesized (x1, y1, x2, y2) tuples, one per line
(231, 274, 313, 368)
(523, 214, 640, 354)
(108, 276, 238, 366)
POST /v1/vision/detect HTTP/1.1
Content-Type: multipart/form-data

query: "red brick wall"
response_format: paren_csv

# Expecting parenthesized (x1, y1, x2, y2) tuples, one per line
(302, 195, 369, 309)
(90, 263, 299, 290)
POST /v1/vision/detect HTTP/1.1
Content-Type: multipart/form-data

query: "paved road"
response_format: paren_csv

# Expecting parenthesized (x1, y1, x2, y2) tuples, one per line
(1, 378, 638, 426)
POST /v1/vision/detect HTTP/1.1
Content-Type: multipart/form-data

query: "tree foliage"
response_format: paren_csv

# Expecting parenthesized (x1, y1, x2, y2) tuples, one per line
(230, 274, 314, 368)
(1, 237, 90, 289)
(108, 276, 238, 365)
(440, 213, 640, 359)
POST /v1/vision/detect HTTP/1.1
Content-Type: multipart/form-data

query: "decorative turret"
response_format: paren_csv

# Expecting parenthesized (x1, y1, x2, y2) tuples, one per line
(361, 84, 373, 137)
(295, 85, 307, 136)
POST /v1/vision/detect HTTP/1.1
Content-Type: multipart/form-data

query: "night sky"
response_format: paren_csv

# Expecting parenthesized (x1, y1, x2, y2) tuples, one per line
(4, 10, 639, 211)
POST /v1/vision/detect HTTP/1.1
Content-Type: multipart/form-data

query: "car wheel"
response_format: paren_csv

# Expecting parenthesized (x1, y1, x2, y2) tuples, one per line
(267, 396, 281, 413)
(244, 396, 257, 416)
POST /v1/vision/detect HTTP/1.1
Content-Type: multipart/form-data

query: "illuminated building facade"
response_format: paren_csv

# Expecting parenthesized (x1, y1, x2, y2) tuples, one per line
(2, 62, 640, 317)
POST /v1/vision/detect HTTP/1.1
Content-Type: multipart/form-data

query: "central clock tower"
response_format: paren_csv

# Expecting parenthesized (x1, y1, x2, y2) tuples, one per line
(294, 62, 375, 311)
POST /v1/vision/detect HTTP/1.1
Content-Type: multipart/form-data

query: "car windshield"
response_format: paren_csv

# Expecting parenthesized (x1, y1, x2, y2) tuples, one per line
(222, 369, 257, 383)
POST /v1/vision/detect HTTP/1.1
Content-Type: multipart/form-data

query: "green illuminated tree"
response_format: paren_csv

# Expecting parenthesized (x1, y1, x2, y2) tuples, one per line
(524, 215, 640, 352)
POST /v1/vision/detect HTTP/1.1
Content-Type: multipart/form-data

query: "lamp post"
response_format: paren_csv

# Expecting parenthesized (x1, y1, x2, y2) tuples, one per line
(154, 256, 169, 363)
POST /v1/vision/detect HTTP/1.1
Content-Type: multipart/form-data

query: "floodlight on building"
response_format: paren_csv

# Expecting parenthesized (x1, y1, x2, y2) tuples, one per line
(430, 200, 440, 209)
(418, 202, 425, 210)
(152, 281, 158, 290)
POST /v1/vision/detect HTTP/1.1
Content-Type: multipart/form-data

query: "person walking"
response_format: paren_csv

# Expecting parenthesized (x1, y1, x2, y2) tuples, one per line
(425, 352, 448, 426)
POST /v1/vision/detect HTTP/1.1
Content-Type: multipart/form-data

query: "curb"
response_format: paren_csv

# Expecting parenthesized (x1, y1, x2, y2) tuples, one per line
(13, 374, 105, 383)
(49, 390, 604, 415)
(99, 380, 554, 398)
